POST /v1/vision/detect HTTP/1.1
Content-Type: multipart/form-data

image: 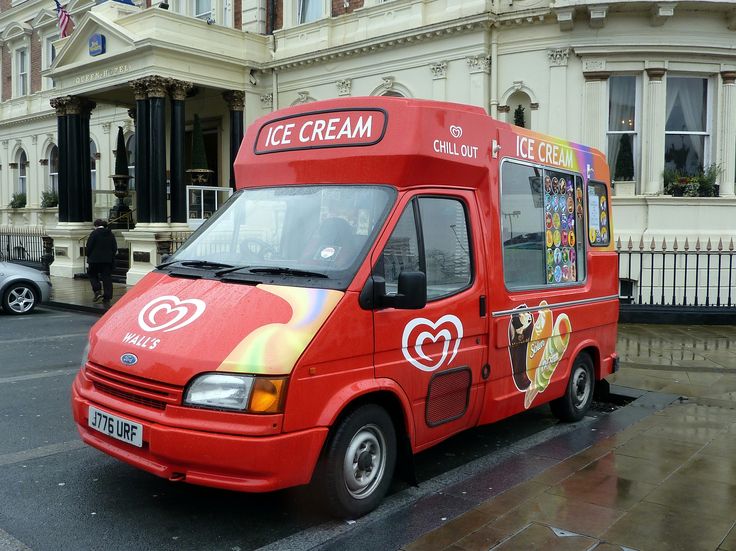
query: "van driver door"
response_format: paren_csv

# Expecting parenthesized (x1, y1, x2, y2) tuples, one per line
(371, 191, 489, 450)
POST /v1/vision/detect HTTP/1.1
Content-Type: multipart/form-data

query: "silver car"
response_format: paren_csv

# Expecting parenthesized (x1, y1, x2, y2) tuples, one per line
(0, 261, 53, 315)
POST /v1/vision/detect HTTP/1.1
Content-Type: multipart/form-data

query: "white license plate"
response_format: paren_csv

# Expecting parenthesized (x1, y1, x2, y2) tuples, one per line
(88, 406, 143, 448)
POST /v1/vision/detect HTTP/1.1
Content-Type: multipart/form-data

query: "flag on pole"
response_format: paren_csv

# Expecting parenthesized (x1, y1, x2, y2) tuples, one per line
(54, 0, 73, 38)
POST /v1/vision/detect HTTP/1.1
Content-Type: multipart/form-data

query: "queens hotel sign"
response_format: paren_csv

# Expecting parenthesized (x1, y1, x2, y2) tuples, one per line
(74, 64, 130, 85)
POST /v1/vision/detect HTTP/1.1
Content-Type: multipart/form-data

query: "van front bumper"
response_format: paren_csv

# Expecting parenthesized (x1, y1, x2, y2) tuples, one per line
(71, 379, 328, 493)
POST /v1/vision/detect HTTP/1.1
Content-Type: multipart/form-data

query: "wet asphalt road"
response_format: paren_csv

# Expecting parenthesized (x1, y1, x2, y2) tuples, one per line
(0, 307, 621, 551)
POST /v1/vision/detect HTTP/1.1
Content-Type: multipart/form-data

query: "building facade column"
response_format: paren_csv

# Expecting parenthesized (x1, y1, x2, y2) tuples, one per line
(719, 71, 736, 197)
(130, 79, 150, 224)
(78, 98, 95, 222)
(430, 62, 448, 102)
(50, 97, 69, 223)
(581, 69, 610, 153)
(147, 76, 168, 223)
(466, 55, 491, 110)
(547, 48, 570, 136)
(223, 90, 245, 190)
(642, 68, 667, 195)
(47, 95, 95, 278)
(65, 98, 82, 222)
(170, 80, 193, 223)
(56, 96, 95, 223)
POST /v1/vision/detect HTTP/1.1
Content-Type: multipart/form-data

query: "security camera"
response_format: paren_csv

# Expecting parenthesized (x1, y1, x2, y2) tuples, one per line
(206, 17, 215, 24)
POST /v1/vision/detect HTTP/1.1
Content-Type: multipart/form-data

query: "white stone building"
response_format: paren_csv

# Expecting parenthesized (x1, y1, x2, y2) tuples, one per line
(0, 0, 734, 282)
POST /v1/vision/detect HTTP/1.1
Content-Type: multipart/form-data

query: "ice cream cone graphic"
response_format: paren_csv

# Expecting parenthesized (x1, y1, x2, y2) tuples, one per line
(525, 301, 553, 386)
(524, 312, 572, 409)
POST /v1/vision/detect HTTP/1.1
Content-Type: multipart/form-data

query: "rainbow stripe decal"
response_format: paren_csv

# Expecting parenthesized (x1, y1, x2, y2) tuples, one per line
(217, 285, 344, 375)
(513, 129, 603, 181)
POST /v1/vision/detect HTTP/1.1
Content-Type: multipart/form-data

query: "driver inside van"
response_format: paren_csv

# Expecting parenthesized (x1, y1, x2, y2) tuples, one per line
(303, 210, 359, 268)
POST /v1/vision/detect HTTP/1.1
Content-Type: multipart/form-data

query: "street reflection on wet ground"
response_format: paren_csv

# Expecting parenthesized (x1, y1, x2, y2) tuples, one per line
(394, 324, 736, 551)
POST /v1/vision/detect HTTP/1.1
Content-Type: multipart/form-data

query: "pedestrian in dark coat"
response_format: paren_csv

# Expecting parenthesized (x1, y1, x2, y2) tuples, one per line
(86, 219, 117, 306)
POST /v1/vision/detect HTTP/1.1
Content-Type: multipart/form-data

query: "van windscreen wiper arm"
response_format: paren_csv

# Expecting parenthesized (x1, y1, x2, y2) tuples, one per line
(158, 259, 235, 270)
(248, 266, 329, 278)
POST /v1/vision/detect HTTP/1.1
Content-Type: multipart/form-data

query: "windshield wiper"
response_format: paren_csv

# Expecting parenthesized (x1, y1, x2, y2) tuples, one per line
(248, 266, 329, 278)
(157, 259, 235, 270)
(214, 265, 253, 276)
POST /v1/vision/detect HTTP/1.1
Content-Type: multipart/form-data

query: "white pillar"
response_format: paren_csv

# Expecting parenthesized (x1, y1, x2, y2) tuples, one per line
(719, 71, 736, 197)
(47, 223, 91, 278)
(431, 61, 448, 102)
(582, 71, 610, 152)
(547, 48, 570, 136)
(1, 140, 10, 213)
(641, 68, 666, 195)
(466, 55, 491, 111)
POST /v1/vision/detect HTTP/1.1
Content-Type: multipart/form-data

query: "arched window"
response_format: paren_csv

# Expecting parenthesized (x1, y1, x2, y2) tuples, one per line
(90, 139, 97, 190)
(49, 145, 59, 193)
(17, 149, 27, 194)
(380, 91, 405, 97)
(126, 133, 136, 191)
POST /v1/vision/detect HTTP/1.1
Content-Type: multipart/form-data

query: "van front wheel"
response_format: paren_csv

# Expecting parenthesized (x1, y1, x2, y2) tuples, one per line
(319, 404, 397, 518)
(550, 353, 594, 422)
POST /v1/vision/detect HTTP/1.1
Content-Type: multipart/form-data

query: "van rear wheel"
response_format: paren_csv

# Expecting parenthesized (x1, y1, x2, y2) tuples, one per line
(550, 353, 594, 422)
(318, 404, 396, 518)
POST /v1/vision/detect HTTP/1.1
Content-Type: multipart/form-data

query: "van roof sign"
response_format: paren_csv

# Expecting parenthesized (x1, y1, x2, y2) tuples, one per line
(255, 108, 388, 154)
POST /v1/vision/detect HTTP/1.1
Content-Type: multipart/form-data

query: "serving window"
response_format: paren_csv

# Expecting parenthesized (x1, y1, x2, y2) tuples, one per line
(501, 160, 587, 289)
(587, 181, 610, 246)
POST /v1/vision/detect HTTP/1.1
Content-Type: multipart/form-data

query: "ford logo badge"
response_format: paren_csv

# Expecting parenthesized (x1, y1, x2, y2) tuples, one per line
(121, 353, 138, 366)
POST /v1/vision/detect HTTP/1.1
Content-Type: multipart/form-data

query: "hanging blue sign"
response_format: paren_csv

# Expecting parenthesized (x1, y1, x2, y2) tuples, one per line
(89, 33, 106, 57)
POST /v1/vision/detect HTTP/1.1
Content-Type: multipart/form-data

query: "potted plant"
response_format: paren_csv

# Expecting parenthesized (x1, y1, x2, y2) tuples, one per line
(697, 163, 720, 197)
(9, 192, 26, 208)
(664, 164, 721, 197)
(186, 114, 214, 185)
(109, 126, 133, 226)
(41, 190, 58, 208)
(513, 105, 525, 128)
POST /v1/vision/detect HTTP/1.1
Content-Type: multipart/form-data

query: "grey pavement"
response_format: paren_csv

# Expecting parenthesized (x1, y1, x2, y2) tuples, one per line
(41, 277, 736, 550)
(48, 275, 129, 314)
(404, 323, 736, 551)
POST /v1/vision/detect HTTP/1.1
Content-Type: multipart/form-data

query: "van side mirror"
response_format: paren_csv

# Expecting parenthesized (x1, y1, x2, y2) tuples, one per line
(360, 271, 427, 310)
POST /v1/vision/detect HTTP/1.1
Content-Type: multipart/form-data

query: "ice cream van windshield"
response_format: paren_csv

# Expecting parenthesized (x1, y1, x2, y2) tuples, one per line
(167, 185, 396, 289)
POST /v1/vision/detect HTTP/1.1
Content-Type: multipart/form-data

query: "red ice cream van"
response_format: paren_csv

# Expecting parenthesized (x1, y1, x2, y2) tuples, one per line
(71, 97, 618, 517)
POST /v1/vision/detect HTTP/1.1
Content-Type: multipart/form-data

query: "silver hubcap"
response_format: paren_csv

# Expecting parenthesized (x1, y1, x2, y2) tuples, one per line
(8, 287, 34, 313)
(343, 424, 386, 500)
(572, 365, 591, 409)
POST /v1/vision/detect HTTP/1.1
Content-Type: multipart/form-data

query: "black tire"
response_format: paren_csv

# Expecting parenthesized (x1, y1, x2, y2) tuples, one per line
(2, 282, 37, 315)
(318, 404, 397, 519)
(550, 353, 594, 422)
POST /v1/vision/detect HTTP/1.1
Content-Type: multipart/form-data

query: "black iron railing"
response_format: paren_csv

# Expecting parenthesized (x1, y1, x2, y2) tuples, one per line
(617, 237, 735, 308)
(0, 226, 53, 267)
(170, 231, 193, 253)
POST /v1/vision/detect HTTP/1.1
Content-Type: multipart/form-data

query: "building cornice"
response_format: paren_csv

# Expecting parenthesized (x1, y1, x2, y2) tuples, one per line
(574, 43, 736, 60)
(0, 110, 56, 129)
(268, 13, 494, 72)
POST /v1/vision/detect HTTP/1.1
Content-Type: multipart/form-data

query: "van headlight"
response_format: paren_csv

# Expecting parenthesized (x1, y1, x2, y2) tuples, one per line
(184, 373, 287, 413)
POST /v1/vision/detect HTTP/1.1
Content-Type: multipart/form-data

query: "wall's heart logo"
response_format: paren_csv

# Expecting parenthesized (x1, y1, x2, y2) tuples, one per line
(449, 125, 463, 138)
(401, 315, 464, 372)
(138, 295, 206, 333)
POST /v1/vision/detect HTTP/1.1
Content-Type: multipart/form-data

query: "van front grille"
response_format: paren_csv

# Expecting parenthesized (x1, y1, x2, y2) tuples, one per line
(85, 363, 183, 411)
(93, 381, 167, 410)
